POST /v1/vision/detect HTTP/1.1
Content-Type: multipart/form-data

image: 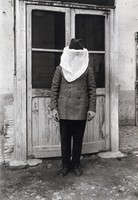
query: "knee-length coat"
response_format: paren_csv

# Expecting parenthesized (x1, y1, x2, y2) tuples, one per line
(51, 66, 96, 120)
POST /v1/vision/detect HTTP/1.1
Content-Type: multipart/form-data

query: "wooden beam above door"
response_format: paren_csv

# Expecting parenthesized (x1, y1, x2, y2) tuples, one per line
(22, 0, 115, 9)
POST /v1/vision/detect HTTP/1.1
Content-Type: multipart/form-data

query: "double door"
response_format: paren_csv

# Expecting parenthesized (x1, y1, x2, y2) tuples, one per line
(27, 5, 110, 158)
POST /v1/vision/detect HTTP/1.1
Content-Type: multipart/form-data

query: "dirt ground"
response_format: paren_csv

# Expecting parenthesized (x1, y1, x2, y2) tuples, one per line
(1, 154, 138, 200)
(1, 126, 138, 200)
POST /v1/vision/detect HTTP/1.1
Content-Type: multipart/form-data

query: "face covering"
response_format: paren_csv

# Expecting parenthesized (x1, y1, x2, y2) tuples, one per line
(60, 46, 89, 82)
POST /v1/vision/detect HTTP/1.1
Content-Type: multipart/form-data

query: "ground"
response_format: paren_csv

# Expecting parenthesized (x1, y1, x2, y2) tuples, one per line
(1, 126, 138, 200)
(1, 154, 138, 200)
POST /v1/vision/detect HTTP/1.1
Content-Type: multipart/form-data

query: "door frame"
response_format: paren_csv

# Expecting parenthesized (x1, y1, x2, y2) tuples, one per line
(13, 1, 119, 161)
(135, 32, 138, 126)
(27, 5, 110, 157)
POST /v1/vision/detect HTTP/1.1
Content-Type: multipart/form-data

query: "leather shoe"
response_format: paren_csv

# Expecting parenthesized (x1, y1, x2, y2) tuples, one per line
(74, 166, 82, 176)
(59, 167, 69, 177)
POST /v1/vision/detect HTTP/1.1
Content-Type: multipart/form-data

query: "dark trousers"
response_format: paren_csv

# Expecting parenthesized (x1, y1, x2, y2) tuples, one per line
(59, 120, 86, 168)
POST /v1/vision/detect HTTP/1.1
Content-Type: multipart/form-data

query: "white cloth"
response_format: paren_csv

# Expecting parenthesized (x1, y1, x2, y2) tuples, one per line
(60, 46, 89, 82)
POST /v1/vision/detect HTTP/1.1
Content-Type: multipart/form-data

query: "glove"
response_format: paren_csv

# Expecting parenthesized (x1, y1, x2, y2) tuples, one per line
(52, 109, 59, 122)
(87, 111, 96, 121)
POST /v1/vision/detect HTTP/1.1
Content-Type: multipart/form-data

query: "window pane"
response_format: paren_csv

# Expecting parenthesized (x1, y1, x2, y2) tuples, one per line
(32, 52, 61, 88)
(89, 54, 105, 88)
(76, 15, 105, 51)
(32, 10, 65, 49)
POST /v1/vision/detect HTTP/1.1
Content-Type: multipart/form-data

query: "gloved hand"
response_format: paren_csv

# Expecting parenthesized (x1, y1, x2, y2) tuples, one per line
(87, 111, 96, 121)
(52, 109, 59, 122)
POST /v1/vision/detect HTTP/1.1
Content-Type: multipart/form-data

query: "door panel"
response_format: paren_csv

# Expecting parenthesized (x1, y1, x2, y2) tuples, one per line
(32, 91, 105, 158)
(32, 97, 60, 157)
(27, 6, 110, 158)
(73, 10, 109, 154)
(82, 93, 105, 154)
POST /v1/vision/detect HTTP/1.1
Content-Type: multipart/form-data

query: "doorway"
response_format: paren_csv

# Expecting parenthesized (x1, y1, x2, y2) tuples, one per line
(27, 5, 110, 158)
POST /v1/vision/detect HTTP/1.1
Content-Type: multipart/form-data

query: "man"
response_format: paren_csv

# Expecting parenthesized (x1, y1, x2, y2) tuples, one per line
(51, 38, 96, 177)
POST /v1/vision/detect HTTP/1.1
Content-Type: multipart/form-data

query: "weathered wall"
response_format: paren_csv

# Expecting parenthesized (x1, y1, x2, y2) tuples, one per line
(0, 0, 14, 163)
(117, 0, 138, 125)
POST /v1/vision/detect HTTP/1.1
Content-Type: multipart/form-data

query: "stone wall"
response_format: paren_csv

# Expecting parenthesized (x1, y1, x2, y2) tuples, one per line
(0, 94, 14, 164)
(3, 104, 14, 162)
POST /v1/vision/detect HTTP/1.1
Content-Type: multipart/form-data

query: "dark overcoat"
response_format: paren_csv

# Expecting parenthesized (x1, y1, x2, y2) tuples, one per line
(51, 66, 96, 120)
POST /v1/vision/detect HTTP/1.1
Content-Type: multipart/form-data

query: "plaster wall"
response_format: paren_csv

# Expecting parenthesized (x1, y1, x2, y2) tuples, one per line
(0, 0, 14, 95)
(116, 0, 138, 125)
(0, 0, 14, 122)
(0, 0, 14, 163)
(0, 0, 14, 130)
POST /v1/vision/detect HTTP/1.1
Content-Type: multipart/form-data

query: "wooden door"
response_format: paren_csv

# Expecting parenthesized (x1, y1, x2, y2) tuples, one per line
(72, 9, 110, 154)
(27, 6, 110, 158)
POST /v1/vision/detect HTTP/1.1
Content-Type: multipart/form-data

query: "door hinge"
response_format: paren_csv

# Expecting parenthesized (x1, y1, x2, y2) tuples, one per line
(135, 80, 138, 89)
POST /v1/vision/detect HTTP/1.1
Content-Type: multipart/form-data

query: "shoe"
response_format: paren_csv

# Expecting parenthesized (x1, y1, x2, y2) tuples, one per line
(74, 166, 82, 176)
(59, 167, 69, 177)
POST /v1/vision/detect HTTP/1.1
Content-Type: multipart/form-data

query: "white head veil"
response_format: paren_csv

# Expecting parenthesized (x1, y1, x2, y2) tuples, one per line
(60, 46, 89, 82)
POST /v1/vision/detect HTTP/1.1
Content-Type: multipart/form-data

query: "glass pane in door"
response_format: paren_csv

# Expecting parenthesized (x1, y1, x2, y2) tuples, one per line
(89, 54, 105, 88)
(32, 10, 65, 49)
(75, 14, 105, 51)
(32, 51, 62, 88)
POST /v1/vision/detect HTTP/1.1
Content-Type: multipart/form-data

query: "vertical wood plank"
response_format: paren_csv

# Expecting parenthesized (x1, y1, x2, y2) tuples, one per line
(14, 70, 22, 159)
(14, 0, 27, 161)
(47, 97, 53, 145)
(110, 9, 119, 152)
(71, 9, 75, 38)
(46, 97, 54, 145)
(83, 122, 88, 143)
(51, 99, 60, 145)
(27, 5, 33, 157)
(99, 96, 105, 140)
(66, 9, 71, 46)
(93, 96, 100, 142)
(52, 121, 60, 145)
(105, 12, 110, 150)
(44, 98, 47, 146)
(135, 32, 138, 126)
(45, 97, 50, 145)
(32, 98, 39, 147)
(87, 119, 94, 142)
(38, 98, 46, 146)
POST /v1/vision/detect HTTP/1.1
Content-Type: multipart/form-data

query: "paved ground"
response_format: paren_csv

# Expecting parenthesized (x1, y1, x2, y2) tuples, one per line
(1, 126, 138, 200)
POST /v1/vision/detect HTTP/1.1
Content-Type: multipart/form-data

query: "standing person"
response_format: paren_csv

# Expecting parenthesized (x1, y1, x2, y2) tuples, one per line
(51, 38, 96, 177)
